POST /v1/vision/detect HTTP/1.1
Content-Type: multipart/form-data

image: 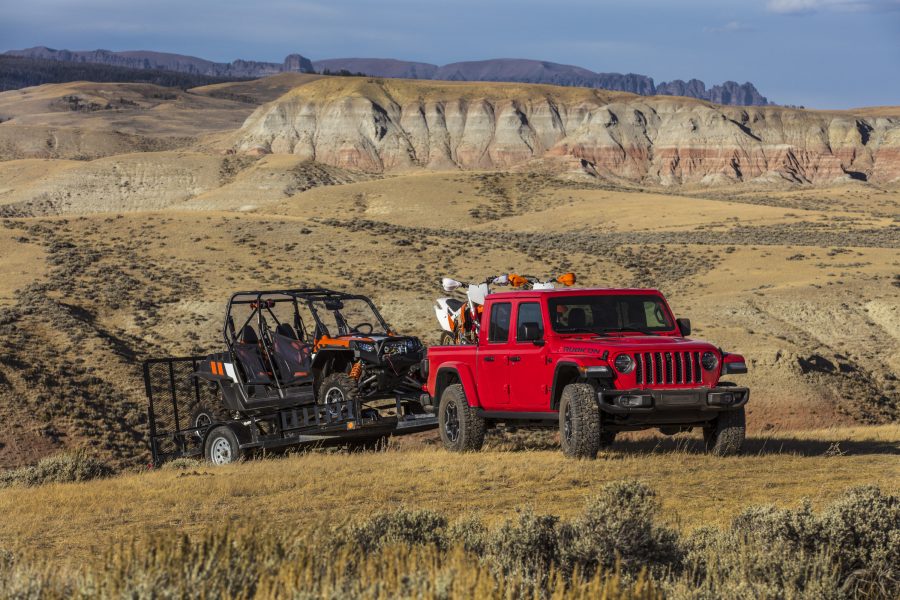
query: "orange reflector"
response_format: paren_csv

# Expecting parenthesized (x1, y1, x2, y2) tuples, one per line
(347, 422, 355, 430)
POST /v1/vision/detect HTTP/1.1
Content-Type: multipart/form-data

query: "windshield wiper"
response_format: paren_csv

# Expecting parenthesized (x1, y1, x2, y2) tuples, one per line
(599, 325, 656, 335)
(557, 328, 607, 336)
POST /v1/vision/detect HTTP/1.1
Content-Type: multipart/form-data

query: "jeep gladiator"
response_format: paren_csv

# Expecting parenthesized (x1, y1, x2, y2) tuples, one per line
(424, 288, 749, 458)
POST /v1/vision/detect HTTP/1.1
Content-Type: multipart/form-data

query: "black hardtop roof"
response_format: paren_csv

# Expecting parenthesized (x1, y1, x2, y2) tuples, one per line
(487, 287, 664, 300)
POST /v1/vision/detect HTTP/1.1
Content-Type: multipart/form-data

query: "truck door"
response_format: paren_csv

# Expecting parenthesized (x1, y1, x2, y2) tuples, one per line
(508, 301, 552, 412)
(476, 301, 513, 408)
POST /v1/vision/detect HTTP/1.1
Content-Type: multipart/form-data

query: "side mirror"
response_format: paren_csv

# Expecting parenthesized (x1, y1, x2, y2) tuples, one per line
(676, 318, 691, 337)
(519, 322, 543, 343)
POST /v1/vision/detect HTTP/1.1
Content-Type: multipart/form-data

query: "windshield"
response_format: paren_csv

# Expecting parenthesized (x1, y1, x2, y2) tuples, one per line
(308, 297, 388, 337)
(548, 294, 675, 334)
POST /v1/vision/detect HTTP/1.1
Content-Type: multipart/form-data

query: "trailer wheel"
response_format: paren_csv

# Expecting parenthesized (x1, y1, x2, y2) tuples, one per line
(204, 426, 242, 465)
(559, 383, 600, 459)
(704, 407, 746, 456)
(439, 384, 484, 452)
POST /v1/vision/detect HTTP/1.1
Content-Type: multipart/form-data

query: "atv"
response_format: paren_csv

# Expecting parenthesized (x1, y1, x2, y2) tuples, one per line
(189, 289, 426, 431)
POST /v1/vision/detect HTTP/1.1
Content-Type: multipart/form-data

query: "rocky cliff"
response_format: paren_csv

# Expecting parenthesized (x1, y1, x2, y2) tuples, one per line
(5, 47, 315, 77)
(234, 77, 900, 185)
(313, 58, 764, 105)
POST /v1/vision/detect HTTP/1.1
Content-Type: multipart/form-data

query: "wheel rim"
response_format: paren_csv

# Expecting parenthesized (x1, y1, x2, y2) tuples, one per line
(194, 412, 212, 438)
(444, 399, 460, 443)
(210, 437, 233, 465)
(325, 387, 345, 404)
(563, 403, 573, 444)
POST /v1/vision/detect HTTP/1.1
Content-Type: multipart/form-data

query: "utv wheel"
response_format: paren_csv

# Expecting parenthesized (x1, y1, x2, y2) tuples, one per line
(704, 407, 746, 456)
(559, 383, 601, 459)
(318, 373, 359, 418)
(188, 398, 230, 439)
(439, 384, 485, 452)
(204, 426, 242, 465)
(439, 331, 455, 346)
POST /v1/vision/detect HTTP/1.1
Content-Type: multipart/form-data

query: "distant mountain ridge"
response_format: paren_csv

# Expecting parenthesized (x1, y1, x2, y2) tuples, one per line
(4, 47, 769, 106)
(314, 58, 768, 106)
(5, 46, 315, 78)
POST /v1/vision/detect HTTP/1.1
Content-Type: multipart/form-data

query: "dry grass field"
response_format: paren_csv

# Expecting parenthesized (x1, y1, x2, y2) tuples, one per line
(0, 74, 898, 597)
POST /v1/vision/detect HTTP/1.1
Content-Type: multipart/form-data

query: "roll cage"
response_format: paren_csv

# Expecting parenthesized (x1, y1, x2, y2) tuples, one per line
(224, 288, 390, 349)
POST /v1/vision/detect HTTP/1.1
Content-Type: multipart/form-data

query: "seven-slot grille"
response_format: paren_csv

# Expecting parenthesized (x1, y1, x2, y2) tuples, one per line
(633, 351, 703, 385)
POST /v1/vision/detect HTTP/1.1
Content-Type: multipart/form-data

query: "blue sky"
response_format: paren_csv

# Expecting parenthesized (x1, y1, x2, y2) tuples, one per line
(3, 0, 899, 108)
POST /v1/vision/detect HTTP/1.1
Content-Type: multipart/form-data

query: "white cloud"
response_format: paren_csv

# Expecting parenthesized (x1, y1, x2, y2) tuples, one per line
(703, 20, 753, 33)
(766, 0, 900, 15)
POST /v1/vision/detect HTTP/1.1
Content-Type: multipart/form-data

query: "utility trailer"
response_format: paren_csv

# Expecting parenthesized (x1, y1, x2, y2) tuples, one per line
(144, 356, 437, 466)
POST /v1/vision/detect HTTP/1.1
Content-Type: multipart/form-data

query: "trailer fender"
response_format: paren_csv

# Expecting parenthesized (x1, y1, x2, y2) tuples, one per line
(432, 363, 481, 408)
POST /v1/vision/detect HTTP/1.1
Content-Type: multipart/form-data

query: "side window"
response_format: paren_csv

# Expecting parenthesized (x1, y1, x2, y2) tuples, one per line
(516, 302, 544, 342)
(488, 302, 512, 343)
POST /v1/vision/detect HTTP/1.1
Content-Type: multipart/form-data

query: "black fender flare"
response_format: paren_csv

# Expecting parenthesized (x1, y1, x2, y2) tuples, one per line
(550, 361, 585, 410)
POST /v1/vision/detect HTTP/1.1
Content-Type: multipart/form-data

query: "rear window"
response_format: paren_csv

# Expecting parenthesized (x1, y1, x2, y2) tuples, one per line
(488, 302, 512, 343)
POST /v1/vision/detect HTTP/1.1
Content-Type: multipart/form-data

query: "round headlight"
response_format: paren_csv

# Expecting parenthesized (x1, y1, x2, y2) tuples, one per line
(614, 354, 635, 374)
(701, 351, 718, 371)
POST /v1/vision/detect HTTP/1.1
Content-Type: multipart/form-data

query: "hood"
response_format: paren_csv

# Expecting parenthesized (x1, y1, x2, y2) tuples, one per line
(555, 335, 715, 352)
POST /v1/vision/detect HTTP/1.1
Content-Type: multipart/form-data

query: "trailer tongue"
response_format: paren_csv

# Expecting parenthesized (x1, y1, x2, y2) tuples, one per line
(144, 358, 436, 466)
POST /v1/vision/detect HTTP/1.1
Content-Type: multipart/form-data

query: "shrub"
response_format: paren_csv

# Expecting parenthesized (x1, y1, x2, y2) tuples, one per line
(338, 508, 448, 553)
(558, 480, 682, 580)
(486, 509, 560, 581)
(0, 450, 113, 488)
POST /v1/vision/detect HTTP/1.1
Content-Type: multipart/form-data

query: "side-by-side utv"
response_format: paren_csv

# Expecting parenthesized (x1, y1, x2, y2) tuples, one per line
(143, 288, 435, 465)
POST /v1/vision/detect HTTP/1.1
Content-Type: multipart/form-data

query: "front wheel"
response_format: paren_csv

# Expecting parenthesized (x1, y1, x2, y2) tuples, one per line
(439, 384, 485, 452)
(439, 331, 455, 346)
(704, 407, 746, 456)
(318, 373, 359, 418)
(559, 383, 601, 459)
(204, 426, 243, 465)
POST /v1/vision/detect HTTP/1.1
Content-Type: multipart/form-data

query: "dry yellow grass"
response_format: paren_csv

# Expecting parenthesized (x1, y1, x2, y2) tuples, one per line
(0, 425, 895, 566)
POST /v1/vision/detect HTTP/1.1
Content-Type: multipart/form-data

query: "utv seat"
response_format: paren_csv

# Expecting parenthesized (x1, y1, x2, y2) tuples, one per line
(272, 323, 313, 386)
(233, 326, 274, 385)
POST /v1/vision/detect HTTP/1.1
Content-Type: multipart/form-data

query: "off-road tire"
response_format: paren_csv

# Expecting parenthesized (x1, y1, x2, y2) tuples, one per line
(318, 372, 359, 408)
(204, 426, 243, 465)
(439, 331, 455, 346)
(439, 384, 485, 452)
(704, 407, 746, 456)
(559, 383, 601, 459)
(188, 397, 231, 438)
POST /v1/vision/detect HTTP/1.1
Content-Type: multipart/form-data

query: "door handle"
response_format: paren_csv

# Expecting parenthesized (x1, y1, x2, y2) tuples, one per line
(509, 356, 521, 363)
(484, 356, 495, 362)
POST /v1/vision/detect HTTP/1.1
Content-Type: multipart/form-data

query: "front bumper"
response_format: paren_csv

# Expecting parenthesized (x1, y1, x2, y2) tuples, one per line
(598, 386, 749, 416)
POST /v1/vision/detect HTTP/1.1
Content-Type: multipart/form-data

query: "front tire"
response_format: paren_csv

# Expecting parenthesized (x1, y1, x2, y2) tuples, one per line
(189, 397, 230, 439)
(704, 407, 746, 456)
(318, 373, 359, 418)
(559, 383, 601, 459)
(439, 384, 485, 452)
(204, 426, 242, 465)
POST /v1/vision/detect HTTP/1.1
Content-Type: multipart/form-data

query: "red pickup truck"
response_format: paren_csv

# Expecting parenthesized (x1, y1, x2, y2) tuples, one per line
(424, 288, 749, 458)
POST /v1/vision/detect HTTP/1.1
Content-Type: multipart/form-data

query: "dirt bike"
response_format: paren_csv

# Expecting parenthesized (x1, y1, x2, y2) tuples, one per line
(434, 275, 509, 345)
(508, 272, 577, 290)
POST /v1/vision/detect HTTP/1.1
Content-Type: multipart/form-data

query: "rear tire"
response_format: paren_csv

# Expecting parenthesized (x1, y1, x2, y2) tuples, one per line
(188, 395, 230, 439)
(559, 383, 601, 459)
(204, 426, 242, 465)
(704, 407, 746, 456)
(439, 384, 485, 452)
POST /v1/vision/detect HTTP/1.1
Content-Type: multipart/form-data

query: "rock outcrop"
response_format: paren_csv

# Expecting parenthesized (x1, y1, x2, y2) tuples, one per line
(313, 58, 765, 105)
(4, 47, 315, 77)
(234, 77, 900, 185)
